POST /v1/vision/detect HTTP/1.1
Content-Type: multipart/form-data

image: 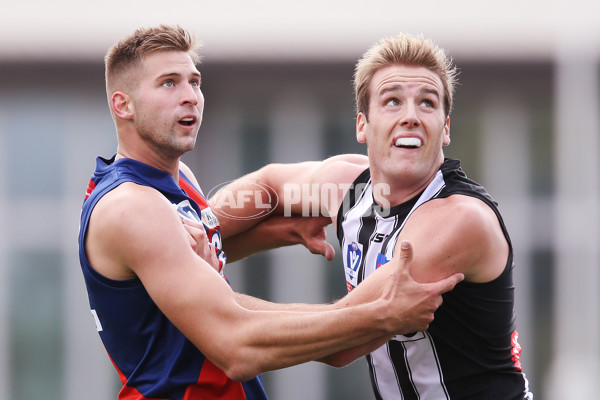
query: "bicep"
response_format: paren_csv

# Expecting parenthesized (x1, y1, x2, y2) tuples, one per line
(267, 154, 368, 217)
(398, 196, 508, 283)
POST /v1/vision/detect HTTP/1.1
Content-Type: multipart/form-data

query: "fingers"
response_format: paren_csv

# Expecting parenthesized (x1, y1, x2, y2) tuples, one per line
(375, 240, 466, 335)
(395, 240, 463, 293)
(300, 218, 335, 261)
(398, 240, 413, 260)
(387, 240, 414, 280)
(181, 217, 203, 228)
(184, 224, 206, 250)
(323, 243, 335, 261)
(181, 218, 205, 236)
(307, 238, 336, 260)
(429, 272, 465, 295)
(179, 218, 221, 271)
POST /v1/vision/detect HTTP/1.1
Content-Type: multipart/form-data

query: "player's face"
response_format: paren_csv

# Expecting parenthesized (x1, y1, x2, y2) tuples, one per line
(132, 50, 204, 159)
(356, 64, 450, 192)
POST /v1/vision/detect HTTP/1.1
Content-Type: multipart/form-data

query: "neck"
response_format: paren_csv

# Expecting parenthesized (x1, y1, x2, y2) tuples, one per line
(370, 161, 443, 209)
(371, 180, 428, 209)
(115, 124, 183, 179)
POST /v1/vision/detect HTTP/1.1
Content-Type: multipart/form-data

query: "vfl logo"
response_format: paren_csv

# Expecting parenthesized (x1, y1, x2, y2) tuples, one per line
(347, 242, 362, 274)
(345, 242, 363, 291)
(174, 200, 201, 222)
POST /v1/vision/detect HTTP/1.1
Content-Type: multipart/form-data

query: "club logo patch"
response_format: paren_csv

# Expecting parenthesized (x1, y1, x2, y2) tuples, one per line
(174, 199, 201, 222)
(376, 253, 389, 269)
(345, 242, 363, 289)
(201, 207, 219, 229)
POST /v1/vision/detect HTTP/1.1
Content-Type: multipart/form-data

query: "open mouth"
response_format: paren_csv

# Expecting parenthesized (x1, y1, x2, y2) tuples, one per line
(178, 117, 197, 127)
(394, 137, 422, 149)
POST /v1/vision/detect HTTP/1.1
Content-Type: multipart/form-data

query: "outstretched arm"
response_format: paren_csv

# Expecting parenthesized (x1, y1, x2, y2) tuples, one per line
(181, 160, 335, 261)
(207, 154, 368, 260)
(211, 154, 369, 239)
(234, 241, 464, 367)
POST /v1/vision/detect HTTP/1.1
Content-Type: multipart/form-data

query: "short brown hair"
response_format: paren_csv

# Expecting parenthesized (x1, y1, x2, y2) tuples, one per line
(354, 34, 458, 118)
(105, 25, 201, 96)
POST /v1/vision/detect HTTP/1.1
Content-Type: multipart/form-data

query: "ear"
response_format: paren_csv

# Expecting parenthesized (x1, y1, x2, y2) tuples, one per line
(442, 116, 451, 146)
(111, 91, 134, 120)
(356, 112, 367, 143)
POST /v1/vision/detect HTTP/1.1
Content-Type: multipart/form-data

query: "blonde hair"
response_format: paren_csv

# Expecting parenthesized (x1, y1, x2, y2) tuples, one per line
(105, 25, 201, 96)
(354, 34, 458, 118)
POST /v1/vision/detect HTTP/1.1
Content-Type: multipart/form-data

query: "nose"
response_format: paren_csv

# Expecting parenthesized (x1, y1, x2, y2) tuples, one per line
(399, 102, 420, 128)
(181, 83, 200, 106)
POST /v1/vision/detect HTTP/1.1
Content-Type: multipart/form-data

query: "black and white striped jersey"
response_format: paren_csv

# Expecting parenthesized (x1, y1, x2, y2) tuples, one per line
(336, 158, 533, 400)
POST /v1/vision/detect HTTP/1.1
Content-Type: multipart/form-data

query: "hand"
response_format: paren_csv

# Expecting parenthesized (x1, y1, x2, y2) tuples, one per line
(181, 218, 220, 272)
(294, 216, 335, 260)
(373, 241, 464, 334)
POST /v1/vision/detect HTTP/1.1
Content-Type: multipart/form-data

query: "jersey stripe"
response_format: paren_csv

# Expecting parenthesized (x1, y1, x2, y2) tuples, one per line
(356, 206, 377, 285)
(389, 340, 418, 400)
(178, 175, 209, 209)
(84, 178, 96, 200)
(370, 344, 403, 398)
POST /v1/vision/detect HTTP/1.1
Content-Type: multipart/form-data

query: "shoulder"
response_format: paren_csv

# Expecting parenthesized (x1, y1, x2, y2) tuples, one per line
(87, 182, 183, 279)
(419, 194, 496, 228)
(95, 181, 170, 221)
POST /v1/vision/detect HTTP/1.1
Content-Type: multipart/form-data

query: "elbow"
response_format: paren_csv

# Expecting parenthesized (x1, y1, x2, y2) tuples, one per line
(320, 353, 355, 368)
(217, 347, 263, 382)
(324, 359, 351, 369)
(223, 366, 261, 383)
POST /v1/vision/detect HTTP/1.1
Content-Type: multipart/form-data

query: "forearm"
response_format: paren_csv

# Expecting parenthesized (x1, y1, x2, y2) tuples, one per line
(236, 290, 392, 368)
(223, 216, 306, 262)
(234, 292, 334, 312)
(224, 264, 401, 375)
(222, 301, 390, 381)
(229, 294, 393, 375)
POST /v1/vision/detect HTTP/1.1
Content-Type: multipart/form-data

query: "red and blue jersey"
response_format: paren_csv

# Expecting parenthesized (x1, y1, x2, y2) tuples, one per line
(78, 156, 268, 400)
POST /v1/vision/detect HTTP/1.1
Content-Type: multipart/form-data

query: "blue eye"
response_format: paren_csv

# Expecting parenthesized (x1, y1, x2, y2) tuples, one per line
(162, 80, 174, 87)
(385, 98, 399, 106)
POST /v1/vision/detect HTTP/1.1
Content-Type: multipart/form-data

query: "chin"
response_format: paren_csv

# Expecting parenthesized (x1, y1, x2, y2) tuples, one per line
(177, 136, 197, 151)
